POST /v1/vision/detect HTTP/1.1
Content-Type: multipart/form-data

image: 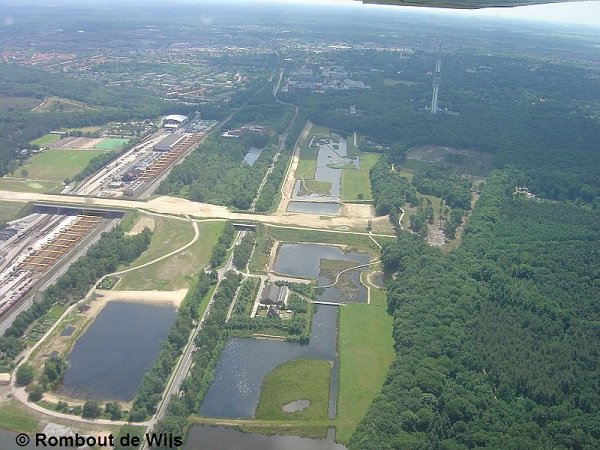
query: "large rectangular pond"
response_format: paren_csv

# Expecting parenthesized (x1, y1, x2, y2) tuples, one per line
(58, 301, 176, 401)
(287, 202, 340, 216)
(200, 304, 338, 419)
(274, 243, 370, 303)
(185, 426, 347, 450)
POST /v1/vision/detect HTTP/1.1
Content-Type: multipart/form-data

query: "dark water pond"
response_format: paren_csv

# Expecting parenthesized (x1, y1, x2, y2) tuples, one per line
(58, 301, 176, 401)
(243, 147, 263, 165)
(200, 304, 338, 419)
(185, 426, 347, 450)
(274, 243, 370, 303)
(287, 202, 340, 215)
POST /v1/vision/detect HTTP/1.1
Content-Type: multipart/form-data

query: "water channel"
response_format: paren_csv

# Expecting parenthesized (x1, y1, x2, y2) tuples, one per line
(200, 303, 338, 419)
(58, 301, 176, 401)
(196, 243, 372, 448)
(184, 426, 347, 450)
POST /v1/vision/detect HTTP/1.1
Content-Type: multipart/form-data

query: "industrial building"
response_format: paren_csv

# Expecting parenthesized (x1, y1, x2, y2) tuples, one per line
(154, 133, 186, 152)
(162, 114, 189, 130)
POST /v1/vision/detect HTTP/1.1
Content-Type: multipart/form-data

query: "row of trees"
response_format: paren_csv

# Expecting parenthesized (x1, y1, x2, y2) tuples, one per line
(232, 232, 256, 270)
(128, 270, 215, 422)
(351, 168, 600, 449)
(209, 222, 235, 268)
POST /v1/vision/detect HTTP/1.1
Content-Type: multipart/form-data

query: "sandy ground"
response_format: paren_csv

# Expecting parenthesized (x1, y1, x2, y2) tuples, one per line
(0, 190, 394, 236)
(126, 215, 155, 235)
(277, 122, 312, 214)
(342, 203, 374, 219)
(95, 288, 187, 308)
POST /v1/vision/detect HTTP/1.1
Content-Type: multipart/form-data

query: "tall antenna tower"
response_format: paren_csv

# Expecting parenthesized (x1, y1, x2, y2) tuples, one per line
(431, 44, 441, 114)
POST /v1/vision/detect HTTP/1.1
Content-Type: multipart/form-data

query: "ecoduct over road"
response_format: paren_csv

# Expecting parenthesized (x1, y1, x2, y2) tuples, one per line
(0, 191, 394, 237)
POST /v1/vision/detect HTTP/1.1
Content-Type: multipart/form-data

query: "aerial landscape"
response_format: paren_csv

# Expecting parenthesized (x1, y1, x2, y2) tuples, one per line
(0, 0, 599, 449)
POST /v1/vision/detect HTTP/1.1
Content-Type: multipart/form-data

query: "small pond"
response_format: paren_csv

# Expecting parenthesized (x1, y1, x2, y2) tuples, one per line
(243, 147, 263, 165)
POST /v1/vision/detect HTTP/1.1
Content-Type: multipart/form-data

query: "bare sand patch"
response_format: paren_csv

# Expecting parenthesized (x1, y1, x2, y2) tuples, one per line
(342, 203, 374, 219)
(126, 215, 155, 235)
(94, 288, 187, 308)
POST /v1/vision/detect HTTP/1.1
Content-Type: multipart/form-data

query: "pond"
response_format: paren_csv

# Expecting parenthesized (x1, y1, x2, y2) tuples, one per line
(185, 426, 347, 450)
(200, 304, 338, 419)
(243, 147, 263, 165)
(287, 202, 340, 216)
(273, 243, 370, 303)
(58, 301, 176, 401)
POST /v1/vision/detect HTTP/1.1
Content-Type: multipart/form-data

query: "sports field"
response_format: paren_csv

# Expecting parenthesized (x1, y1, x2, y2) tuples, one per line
(30, 134, 61, 147)
(0, 178, 63, 194)
(94, 138, 128, 150)
(11, 149, 109, 182)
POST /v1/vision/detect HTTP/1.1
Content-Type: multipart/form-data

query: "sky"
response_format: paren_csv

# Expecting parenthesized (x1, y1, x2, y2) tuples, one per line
(256, 0, 600, 28)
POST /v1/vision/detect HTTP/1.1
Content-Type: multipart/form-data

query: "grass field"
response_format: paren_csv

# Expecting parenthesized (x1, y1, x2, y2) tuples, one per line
(0, 95, 40, 112)
(95, 138, 128, 150)
(33, 97, 94, 113)
(30, 133, 61, 147)
(295, 146, 319, 180)
(0, 400, 39, 433)
(265, 225, 389, 257)
(336, 303, 394, 442)
(0, 201, 28, 224)
(117, 218, 224, 290)
(0, 177, 63, 194)
(255, 359, 330, 421)
(10, 149, 108, 182)
(302, 179, 331, 196)
(341, 152, 380, 202)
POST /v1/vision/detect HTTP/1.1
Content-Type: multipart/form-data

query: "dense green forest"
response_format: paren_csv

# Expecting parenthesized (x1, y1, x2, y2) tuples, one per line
(350, 169, 600, 449)
(156, 136, 277, 210)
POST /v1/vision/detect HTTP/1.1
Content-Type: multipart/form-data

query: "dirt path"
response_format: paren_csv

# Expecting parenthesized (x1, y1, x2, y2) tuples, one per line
(126, 215, 155, 235)
(277, 121, 312, 214)
(111, 220, 199, 277)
